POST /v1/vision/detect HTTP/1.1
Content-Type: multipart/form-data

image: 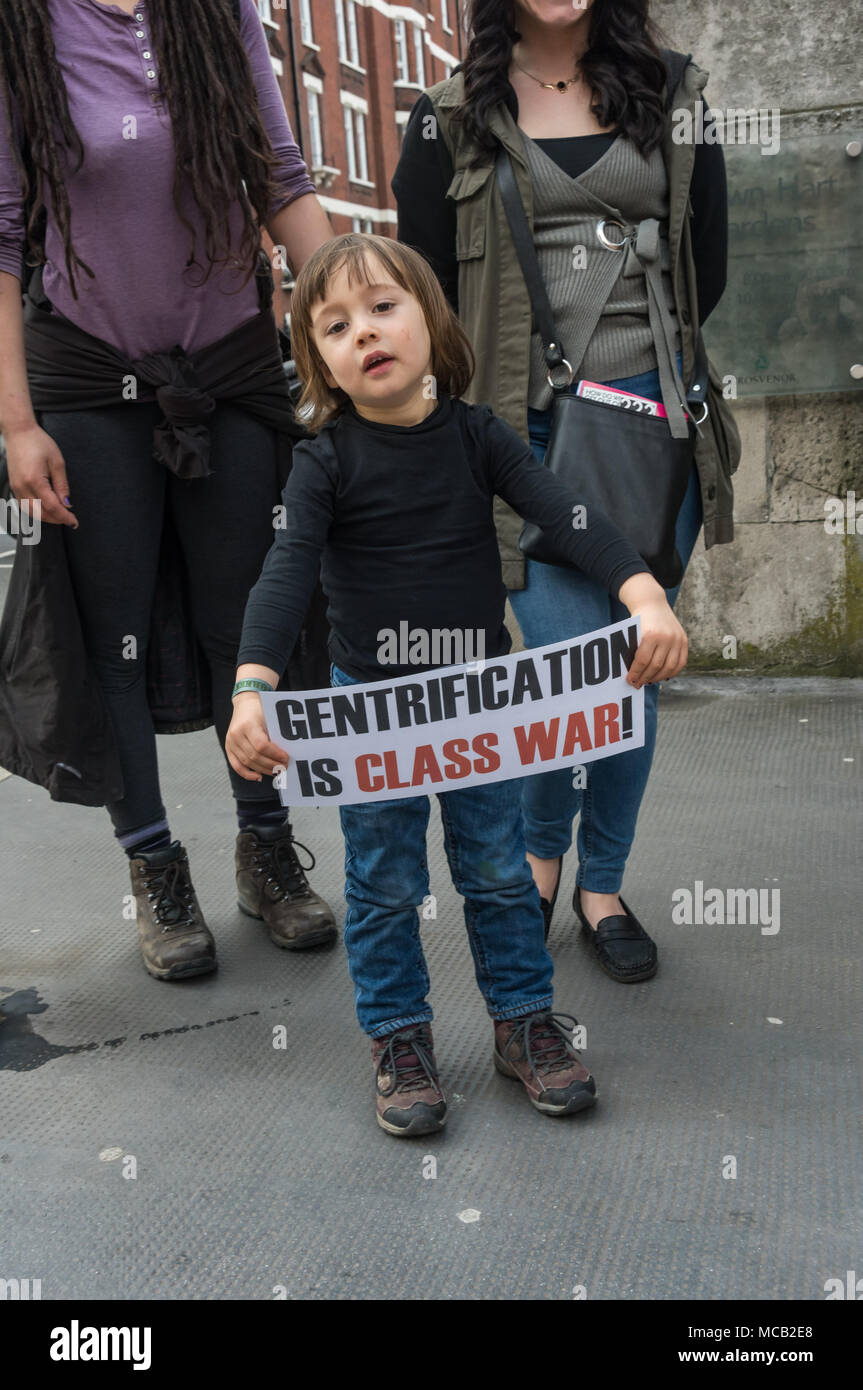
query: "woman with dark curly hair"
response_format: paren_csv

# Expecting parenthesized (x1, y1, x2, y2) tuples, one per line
(0, 0, 337, 980)
(393, 0, 739, 982)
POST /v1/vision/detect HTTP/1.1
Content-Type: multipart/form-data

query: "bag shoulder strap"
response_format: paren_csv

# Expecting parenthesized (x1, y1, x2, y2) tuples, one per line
(494, 145, 562, 378)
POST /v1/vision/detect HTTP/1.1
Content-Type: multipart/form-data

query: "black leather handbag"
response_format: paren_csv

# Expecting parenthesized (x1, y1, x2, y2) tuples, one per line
(495, 145, 709, 589)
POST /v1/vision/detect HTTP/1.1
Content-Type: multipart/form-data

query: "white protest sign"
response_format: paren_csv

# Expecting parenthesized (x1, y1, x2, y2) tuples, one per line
(259, 617, 645, 807)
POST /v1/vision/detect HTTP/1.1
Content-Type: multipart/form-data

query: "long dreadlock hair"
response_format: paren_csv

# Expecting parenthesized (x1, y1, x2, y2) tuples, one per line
(0, 0, 285, 299)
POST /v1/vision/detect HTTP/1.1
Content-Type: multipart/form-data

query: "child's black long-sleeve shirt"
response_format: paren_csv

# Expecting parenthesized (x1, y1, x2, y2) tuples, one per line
(237, 391, 650, 683)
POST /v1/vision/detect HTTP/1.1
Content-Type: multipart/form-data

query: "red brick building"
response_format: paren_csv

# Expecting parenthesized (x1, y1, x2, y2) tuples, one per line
(254, 1, 465, 327)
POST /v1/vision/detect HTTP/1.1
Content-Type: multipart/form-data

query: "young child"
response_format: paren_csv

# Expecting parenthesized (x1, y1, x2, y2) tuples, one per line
(226, 233, 688, 1138)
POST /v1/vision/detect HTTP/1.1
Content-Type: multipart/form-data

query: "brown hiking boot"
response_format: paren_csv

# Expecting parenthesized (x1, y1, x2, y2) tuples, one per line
(371, 1022, 447, 1137)
(235, 821, 337, 949)
(493, 1010, 597, 1116)
(129, 841, 217, 981)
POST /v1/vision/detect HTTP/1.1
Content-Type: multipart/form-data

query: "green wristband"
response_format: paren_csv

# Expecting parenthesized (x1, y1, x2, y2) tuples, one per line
(232, 678, 274, 698)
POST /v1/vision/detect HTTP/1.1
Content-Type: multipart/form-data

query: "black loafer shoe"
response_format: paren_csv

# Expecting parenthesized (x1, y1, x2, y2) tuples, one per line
(574, 890, 658, 982)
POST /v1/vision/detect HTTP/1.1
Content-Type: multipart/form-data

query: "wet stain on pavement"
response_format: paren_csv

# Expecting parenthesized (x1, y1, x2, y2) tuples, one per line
(138, 1011, 260, 1040)
(0, 987, 96, 1072)
(0, 986, 282, 1072)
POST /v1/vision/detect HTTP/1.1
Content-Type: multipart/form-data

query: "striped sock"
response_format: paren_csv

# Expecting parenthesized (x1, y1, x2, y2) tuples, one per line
(236, 798, 289, 833)
(117, 818, 172, 858)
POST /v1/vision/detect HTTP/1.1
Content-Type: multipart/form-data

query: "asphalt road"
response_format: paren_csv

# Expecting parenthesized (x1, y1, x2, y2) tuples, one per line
(1, 537, 861, 1299)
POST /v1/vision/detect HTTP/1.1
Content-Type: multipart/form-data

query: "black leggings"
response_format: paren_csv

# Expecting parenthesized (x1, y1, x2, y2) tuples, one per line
(40, 402, 284, 835)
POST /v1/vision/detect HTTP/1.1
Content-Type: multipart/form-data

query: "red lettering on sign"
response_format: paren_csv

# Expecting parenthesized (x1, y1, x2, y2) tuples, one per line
(382, 749, 411, 789)
(411, 744, 443, 785)
(513, 718, 560, 764)
(442, 738, 472, 779)
(355, 753, 385, 793)
(593, 702, 620, 747)
(471, 731, 500, 772)
(561, 711, 593, 756)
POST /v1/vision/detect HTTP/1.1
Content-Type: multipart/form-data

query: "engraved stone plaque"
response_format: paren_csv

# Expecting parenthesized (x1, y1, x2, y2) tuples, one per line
(702, 132, 863, 396)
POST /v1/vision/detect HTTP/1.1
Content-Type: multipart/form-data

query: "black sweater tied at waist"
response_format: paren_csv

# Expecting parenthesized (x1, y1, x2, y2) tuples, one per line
(0, 255, 331, 807)
(22, 252, 307, 478)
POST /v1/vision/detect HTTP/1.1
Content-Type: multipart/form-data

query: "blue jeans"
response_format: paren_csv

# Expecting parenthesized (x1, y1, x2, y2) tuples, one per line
(508, 356, 703, 891)
(330, 664, 554, 1037)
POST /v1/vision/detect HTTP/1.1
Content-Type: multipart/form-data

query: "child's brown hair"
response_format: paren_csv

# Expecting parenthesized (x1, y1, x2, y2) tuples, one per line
(289, 232, 475, 434)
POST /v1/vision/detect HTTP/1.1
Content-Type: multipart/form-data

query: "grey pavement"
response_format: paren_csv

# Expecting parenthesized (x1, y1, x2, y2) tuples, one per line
(1, 573, 861, 1299)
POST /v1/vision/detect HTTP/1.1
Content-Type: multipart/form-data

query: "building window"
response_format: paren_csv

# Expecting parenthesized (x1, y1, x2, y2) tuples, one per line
(299, 0, 314, 46)
(346, 1, 360, 66)
(257, 0, 273, 23)
(352, 217, 374, 234)
(355, 109, 368, 181)
(393, 19, 409, 83)
(412, 25, 425, 87)
(441, 0, 453, 34)
(306, 89, 323, 167)
(336, 0, 361, 67)
(343, 103, 369, 182)
(343, 105, 355, 179)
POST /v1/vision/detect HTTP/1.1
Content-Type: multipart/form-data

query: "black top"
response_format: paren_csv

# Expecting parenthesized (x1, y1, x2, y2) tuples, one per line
(237, 391, 650, 683)
(532, 132, 617, 181)
(391, 72, 728, 324)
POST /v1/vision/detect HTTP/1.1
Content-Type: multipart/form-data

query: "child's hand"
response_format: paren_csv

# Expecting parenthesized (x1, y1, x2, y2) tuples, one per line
(226, 693, 292, 782)
(616, 573, 688, 689)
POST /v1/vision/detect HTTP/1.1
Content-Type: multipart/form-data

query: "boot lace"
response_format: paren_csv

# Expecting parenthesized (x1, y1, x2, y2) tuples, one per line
(375, 1026, 438, 1097)
(502, 1010, 581, 1079)
(140, 858, 198, 932)
(250, 836, 316, 902)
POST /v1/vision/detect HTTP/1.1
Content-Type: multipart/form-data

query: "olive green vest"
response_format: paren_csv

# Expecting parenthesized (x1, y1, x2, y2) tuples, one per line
(426, 59, 741, 590)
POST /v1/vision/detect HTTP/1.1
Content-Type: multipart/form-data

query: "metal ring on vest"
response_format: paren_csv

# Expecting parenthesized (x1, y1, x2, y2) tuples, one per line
(596, 218, 628, 250)
(545, 358, 575, 390)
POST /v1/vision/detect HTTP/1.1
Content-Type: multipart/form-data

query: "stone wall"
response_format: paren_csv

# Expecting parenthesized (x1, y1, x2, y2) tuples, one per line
(650, 0, 863, 674)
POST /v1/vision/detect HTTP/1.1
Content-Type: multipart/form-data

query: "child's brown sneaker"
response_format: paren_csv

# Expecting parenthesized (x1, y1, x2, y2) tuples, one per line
(371, 1023, 447, 1137)
(493, 1010, 597, 1116)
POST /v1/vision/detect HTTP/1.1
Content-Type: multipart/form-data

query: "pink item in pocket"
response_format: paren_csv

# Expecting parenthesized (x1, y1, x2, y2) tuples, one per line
(576, 380, 668, 419)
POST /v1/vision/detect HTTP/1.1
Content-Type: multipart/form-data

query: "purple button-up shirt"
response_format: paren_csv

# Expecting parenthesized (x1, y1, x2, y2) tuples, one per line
(0, 0, 316, 358)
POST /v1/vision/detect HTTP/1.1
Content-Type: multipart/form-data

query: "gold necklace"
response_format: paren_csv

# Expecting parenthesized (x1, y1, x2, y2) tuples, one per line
(511, 53, 580, 93)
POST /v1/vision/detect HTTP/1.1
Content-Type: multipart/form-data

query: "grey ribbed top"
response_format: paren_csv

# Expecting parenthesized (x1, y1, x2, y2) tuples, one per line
(523, 132, 681, 411)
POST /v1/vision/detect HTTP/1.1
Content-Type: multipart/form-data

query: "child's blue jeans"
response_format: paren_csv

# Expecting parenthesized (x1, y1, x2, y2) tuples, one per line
(508, 356, 704, 891)
(330, 663, 554, 1037)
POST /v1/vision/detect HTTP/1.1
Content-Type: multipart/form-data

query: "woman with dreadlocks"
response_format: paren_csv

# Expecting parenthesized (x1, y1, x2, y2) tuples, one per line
(0, 0, 338, 980)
